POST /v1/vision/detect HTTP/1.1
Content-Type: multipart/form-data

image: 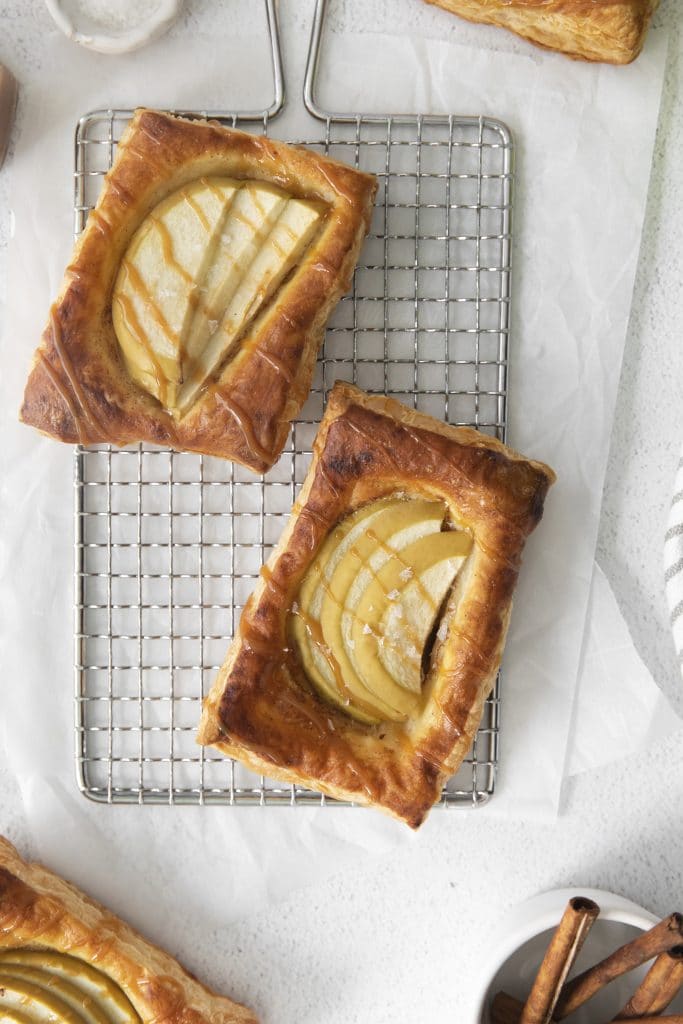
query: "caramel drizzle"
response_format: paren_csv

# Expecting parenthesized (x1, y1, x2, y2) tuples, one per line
(66, 262, 93, 289)
(303, 549, 421, 676)
(238, 617, 279, 666)
(48, 306, 103, 439)
(113, 290, 169, 408)
(365, 527, 446, 611)
(270, 235, 288, 260)
(86, 208, 110, 237)
(38, 350, 89, 445)
(315, 163, 355, 205)
(180, 188, 210, 232)
(277, 687, 333, 740)
(344, 418, 402, 471)
(149, 215, 195, 288)
(211, 389, 271, 464)
(401, 425, 527, 553)
(200, 176, 229, 205)
(316, 459, 341, 499)
(290, 604, 365, 710)
(107, 178, 133, 208)
(253, 347, 294, 386)
(231, 204, 259, 234)
(345, 415, 527, 557)
(250, 188, 267, 220)
(119, 258, 179, 362)
(343, 540, 425, 656)
(296, 506, 471, 705)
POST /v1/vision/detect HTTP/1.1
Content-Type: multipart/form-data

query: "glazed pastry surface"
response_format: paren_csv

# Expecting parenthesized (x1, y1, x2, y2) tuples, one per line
(20, 109, 377, 472)
(421, 0, 658, 64)
(198, 382, 555, 828)
(0, 836, 257, 1024)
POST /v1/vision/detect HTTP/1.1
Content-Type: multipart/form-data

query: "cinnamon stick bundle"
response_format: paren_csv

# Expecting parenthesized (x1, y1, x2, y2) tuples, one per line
(520, 897, 599, 1024)
(613, 1017, 683, 1023)
(555, 913, 683, 1019)
(490, 991, 524, 1024)
(617, 945, 683, 1018)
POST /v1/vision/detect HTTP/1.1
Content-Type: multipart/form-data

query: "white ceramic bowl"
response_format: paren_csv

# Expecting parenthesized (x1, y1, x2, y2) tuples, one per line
(473, 887, 683, 1023)
(45, 0, 183, 55)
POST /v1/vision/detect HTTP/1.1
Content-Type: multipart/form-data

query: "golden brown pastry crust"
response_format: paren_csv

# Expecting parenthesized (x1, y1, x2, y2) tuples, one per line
(421, 0, 658, 64)
(198, 382, 555, 828)
(0, 835, 257, 1024)
(19, 109, 377, 472)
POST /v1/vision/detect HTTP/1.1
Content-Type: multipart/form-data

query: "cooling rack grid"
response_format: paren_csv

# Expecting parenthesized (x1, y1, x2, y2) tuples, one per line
(74, 2, 512, 807)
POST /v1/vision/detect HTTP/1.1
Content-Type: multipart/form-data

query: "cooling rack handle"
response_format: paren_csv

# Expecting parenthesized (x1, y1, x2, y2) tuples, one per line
(264, 0, 286, 120)
(303, 0, 329, 121)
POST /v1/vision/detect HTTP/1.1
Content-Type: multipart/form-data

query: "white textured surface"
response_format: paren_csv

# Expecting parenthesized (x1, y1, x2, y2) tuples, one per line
(665, 446, 683, 668)
(0, 2, 682, 1023)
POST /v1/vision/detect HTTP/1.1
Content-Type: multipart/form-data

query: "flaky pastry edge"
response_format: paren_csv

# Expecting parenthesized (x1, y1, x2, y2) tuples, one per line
(0, 835, 257, 1024)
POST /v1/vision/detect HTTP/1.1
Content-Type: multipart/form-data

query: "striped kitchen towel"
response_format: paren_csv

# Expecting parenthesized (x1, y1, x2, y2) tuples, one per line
(665, 445, 683, 676)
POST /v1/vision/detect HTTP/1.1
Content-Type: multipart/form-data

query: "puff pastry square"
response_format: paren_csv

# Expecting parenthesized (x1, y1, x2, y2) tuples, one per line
(20, 109, 377, 472)
(422, 0, 658, 64)
(198, 382, 555, 828)
(0, 836, 257, 1024)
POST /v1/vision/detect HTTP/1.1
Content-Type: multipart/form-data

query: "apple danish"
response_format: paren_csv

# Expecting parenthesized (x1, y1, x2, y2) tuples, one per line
(0, 835, 257, 1024)
(20, 109, 377, 471)
(198, 382, 556, 828)
(421, 0, 658, 64)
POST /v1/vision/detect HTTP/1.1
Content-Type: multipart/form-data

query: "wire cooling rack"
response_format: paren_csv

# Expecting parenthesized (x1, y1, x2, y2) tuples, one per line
(74, 0, 512, 806)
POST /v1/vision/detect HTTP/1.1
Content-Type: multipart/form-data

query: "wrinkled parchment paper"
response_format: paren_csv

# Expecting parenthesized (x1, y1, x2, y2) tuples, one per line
(0, 14, 677, 926)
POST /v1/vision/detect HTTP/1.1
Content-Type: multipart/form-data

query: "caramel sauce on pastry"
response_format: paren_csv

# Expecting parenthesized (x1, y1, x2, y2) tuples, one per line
(210, 389, 273, 467)
(112, 176, 327, 419)
(20, 110, 378, 471)
(290, 496, 472, 724)
(44, 307, 103, 442)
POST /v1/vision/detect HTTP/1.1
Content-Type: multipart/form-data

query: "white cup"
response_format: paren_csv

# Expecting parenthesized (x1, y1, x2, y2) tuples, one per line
(472, 887, 683, 1023)
(45, 0, 183, 55)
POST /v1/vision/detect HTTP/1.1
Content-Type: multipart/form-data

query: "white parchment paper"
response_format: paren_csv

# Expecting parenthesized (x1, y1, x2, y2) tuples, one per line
(0, 12, 676, 925)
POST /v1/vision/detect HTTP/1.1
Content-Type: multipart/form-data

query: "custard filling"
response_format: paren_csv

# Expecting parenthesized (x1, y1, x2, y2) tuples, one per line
(289, 496, 472, 724)
(0, 950, 141, 1024)
(112, 177, 326, 417)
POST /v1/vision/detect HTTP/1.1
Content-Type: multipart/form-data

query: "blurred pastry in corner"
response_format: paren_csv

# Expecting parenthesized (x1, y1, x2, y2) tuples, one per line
(0, 835, 257, 1024)
(421, 0, 658, 64)
(0, 63, 18, 169)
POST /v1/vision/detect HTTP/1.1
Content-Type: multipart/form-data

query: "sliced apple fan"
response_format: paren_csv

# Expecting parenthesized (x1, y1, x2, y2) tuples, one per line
(0, 950, 141, 1024)
(113, 178, 324, 416)
(291, 497, 472, 724)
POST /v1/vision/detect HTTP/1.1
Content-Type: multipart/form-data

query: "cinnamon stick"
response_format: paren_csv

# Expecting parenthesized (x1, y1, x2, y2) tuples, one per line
(520, 897, 599, 1024)
(613, 1017, 683, 1023)
(490, 991, 524, 1024)
(617, 945, 683, 1018)
(555, 913, 683, 1019)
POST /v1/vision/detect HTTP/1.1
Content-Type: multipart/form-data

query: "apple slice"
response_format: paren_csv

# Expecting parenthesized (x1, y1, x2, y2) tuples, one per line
(320, 501, 449, 719)
(0, 1007, 35, 1024)
(0, 952, 140, 1024)
(178, 193, 323, 413)
(348, 530, 472, 694)
(113, 177, 326, 417)
(0, 964, 113, 1024)
(177, 183, 288, 399)
(112, 177, 238, 410)
(291, 497, 446, 721)
(0, 969, 90, 1024)
(291, 497, 399, 724)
